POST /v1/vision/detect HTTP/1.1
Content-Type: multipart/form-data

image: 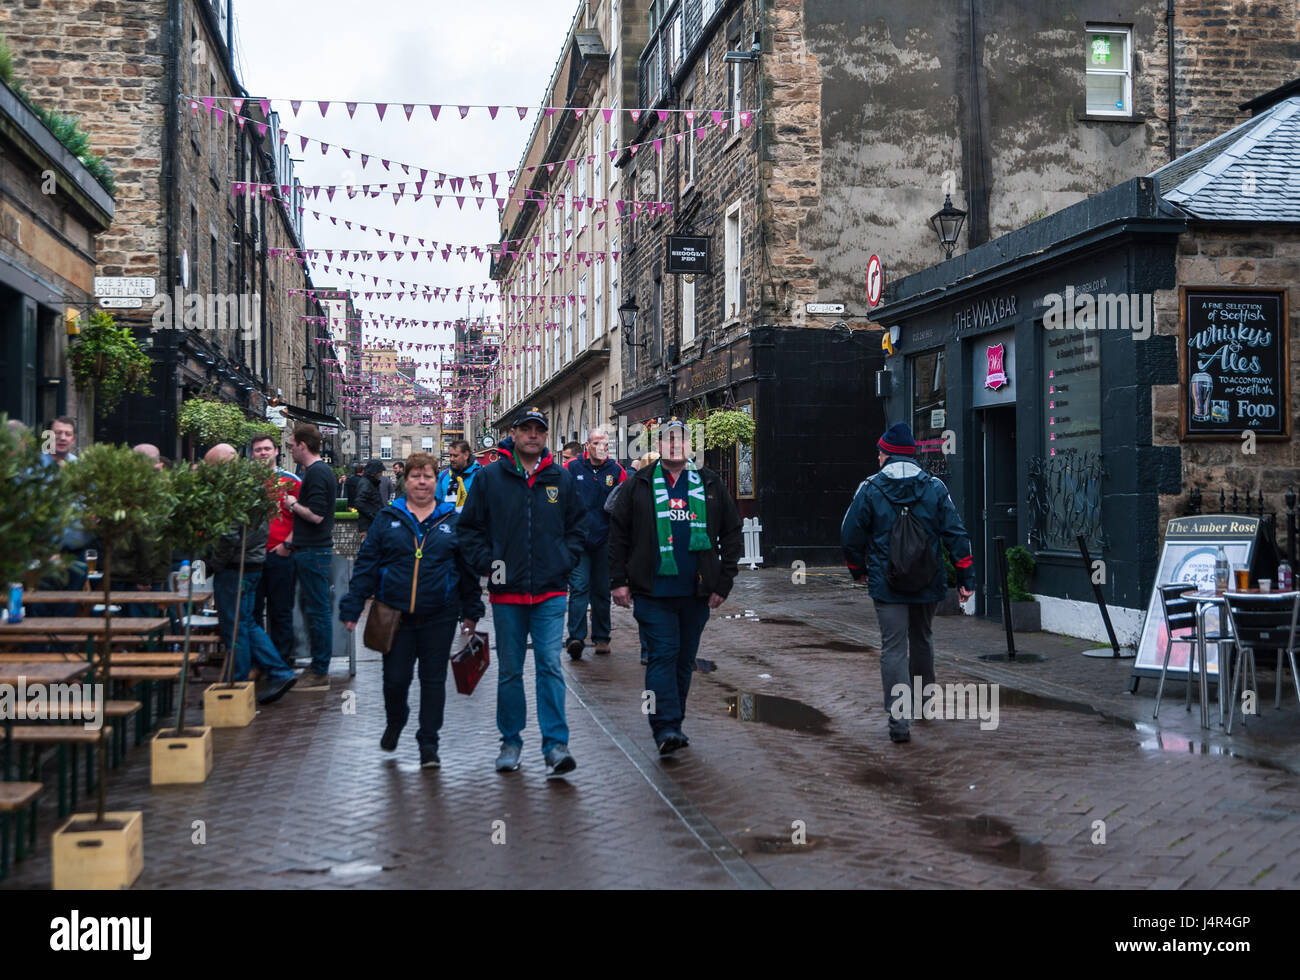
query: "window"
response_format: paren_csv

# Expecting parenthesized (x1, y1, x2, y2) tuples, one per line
(564, 182, 572, 241)
(592, 390, 601, 430)
(578, 274, 588, 347)
(702, 0, 718, 21)
(653, 277, 663, 362)
(608, 125, 618, 189)
(1085, 26, 1132, 115)
(421, 436, 433, 452)
(646, 42, 660, 104)
(209, 231, 218, 298)
(656, 130, 665, 208)
(564, 294, 573, 365)
(669, 15, 682, 73)
(593, 128, 603, 197)
(189, 204, 198, 290)
(684, 97, 696, 189)
(420, 404, 434, 425)
(380, 436, 393, 459)
(379, 406, 393, 426)
(609, 0, 618, 59)
(724, 201, 741, 322)
(682, 274, 696, 346)
(728, 61, 743, 131)
(577, 152, 588, 210)
(593, 265, 604, 337)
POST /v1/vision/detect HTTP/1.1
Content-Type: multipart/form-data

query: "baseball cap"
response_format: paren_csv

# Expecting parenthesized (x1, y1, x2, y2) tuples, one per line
(512, 406, 549, 429)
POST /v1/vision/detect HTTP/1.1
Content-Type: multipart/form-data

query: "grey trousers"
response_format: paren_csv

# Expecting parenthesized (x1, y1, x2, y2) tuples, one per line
(873, 600, 938, 732)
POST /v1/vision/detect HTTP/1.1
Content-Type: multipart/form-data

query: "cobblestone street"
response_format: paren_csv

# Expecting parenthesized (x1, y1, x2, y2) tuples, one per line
(6, 568, 1300, 890)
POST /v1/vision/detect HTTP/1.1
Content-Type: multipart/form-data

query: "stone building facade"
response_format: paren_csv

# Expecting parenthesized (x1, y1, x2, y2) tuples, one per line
(361, 347, 441, 471)
(490, 0, 640, 452)
(0, 0, 320, 457)
(0, 79, 114, 433)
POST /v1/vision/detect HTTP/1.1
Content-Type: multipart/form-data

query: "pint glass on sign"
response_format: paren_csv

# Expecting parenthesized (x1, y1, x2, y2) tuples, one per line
(1191, 372, 1213, 422)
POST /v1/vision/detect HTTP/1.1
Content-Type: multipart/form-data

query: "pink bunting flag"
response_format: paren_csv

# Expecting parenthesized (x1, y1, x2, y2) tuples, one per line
(430, 104, 441, 120)
(375, 102, 387, 121)
(279, 129, 288, 144)
(381, 159, 390, 170)
(200, 97, 214, 114)
(711, 110, 724, 125)
(566, 159, 576, 175)
(360, 154, 369, 168)
(403, 104, 415, 121)
(653, 138, 663, 154)
(545, 107, 557, 117)
(320, 141, 328, 154)
(256, 122, 268, 138)
(629, 109, 641, 122)
(740, 111, 753, 127)
(696, 127, 707, 141)
(317, 100, 330, 117)
(214, 107, 225, 124)
(290, 100, 302, 116)
(231, 97, 244, 115)
(458, 105, 470, 118)
(260, 99, 271, 117)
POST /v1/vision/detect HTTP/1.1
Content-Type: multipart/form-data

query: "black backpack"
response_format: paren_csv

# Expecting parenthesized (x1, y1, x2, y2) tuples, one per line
(869, 483, 939, 593)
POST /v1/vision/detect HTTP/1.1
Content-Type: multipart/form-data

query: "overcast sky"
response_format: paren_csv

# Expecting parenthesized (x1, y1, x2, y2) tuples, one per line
(234, 0, 580, 388)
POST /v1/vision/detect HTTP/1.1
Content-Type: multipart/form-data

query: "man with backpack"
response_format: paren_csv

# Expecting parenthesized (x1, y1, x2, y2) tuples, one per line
(841, 422, 976, 743)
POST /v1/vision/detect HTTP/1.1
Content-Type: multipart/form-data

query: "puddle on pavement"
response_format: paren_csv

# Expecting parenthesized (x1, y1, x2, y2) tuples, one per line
(755, 617, 806, 627)
(792, 640, 875, 654)
(928, 814, 1048, 872)
(995, 687, 1101, 716)
(726, 693, 832, 734)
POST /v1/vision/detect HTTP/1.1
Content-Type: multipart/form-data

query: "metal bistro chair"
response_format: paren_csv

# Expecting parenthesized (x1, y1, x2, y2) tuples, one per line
(1221, 591, 1300, 735)
(1153, 583, 1229, 720)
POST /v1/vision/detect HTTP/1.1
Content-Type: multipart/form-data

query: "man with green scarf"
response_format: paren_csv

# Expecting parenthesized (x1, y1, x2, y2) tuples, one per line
(609, 417, 742, 755)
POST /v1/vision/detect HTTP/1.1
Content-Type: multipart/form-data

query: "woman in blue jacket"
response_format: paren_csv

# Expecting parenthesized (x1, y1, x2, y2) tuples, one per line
(340, 452, 484, 768)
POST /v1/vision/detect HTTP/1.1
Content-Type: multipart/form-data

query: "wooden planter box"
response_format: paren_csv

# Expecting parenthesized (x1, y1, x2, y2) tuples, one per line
(1010, 600, 1041, 633)
(52, 811, 143, 890)
(150, 727, 213, 784)
(203, 682, 255, 727)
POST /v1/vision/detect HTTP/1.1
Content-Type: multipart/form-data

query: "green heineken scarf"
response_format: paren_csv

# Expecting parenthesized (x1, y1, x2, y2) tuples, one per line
(653, 461, 710, 577)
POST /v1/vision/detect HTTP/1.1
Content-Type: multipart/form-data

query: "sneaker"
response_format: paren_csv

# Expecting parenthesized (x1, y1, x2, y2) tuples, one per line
(657, 731, 686, 755)
(295, 669, 330, 691)
(380, 726, 400, 752)
(566, 638, 584, 660)
(495, 742, 521, 772)
(594, 641, 611, 655)
(889, 728, 911, 743)
(545, 744, 576, 777)
(256, 674, 296, 704)
(420, 748, 440, 769)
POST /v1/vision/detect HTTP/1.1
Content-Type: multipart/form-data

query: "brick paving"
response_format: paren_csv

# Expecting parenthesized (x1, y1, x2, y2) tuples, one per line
(5, 567, 1300, 889)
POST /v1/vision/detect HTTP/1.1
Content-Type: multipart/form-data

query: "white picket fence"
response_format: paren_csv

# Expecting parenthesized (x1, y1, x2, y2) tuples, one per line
(741, 516, 764, 568)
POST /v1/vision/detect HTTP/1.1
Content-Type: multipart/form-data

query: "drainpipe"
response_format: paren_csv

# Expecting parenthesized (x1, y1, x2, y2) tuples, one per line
(163, 0, 182, 456)
(1166, 0, 1177, 161)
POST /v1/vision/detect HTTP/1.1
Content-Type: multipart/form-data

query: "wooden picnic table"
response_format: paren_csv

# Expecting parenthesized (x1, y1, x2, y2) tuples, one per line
(24, 591, 213, 606)
(0, 617, 170, 638)
(0, 662, 94, 781)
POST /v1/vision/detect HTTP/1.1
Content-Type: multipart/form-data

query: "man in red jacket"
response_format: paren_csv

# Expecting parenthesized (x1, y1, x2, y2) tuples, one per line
(252, 432, 301, 668)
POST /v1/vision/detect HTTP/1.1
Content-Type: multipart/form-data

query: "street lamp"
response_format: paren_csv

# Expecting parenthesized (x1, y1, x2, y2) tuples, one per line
(619, 295, 648, 349)
(325, 399, 336, 417)
(930, 194, 967, 260)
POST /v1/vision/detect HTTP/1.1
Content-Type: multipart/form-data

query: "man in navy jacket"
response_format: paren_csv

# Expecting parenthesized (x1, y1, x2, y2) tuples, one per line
(565, 426, 626, 660)
(457, 408, 586, 777)
(841, 422, 976, 744)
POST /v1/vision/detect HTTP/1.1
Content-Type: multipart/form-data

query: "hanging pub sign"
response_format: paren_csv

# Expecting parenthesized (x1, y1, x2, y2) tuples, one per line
(1180, 288, 1288, 439)
(665, 235, 710, 275)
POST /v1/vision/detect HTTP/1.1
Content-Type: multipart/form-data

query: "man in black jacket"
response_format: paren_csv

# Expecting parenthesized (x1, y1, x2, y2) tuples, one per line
(355, 459, 384, 536)
(609, 418, 742, 755)
(565, 426, 626, 659)
(457, 408, 587, 777)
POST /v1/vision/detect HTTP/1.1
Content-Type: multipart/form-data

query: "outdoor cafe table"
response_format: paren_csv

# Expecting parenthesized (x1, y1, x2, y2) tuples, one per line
(24, 591, 213, 607)
(0, 662, 92, 782)
(0, 617, 170, 652)
(1180, 589, 1300, 729)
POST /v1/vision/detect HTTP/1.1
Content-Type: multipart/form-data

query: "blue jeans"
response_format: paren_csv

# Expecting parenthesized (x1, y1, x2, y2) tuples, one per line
(633, 595, 710, 738)
(492, 597, 568, 756)
(384, 616, 457, 751)
(255, 550, 297, 665)
(567, 546, 611, 643)
(213, 569, 295, 683)
(293, 546, 333, 674)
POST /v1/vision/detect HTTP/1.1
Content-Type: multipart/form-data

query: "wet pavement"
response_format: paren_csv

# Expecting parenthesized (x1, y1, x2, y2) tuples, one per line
(5, 566, 1300, 889)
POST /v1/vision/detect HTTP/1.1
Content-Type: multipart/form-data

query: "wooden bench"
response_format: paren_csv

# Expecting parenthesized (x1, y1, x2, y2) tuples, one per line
(0, 652, 205, 665)
(0, 782, 43, 879)
(1, 727, 112, 820)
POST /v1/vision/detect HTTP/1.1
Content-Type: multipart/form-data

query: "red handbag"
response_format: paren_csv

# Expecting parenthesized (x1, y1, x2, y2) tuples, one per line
(452, 631, 490, 695)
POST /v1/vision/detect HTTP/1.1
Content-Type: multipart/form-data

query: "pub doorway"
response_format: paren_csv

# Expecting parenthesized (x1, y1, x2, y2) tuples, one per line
(976, 405, 1017, 620)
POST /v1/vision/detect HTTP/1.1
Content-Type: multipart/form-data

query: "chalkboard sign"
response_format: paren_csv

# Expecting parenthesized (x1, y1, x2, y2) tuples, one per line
(1132, 514, 1264, 683)
(1181, 288, 1289, 439)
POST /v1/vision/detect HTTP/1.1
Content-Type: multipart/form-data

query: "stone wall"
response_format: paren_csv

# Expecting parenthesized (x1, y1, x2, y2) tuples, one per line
(1152, 226, 1300, 531)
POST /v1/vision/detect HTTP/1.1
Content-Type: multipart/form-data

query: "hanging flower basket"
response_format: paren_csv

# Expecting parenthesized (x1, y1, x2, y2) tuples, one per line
(68, 310, 152, 416)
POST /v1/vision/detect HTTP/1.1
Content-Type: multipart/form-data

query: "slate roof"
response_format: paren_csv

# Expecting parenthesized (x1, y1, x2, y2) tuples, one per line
(1151, 96, 1300, 222)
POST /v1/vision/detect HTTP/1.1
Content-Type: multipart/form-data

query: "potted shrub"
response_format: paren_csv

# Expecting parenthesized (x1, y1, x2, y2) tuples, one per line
(54, 444, 174, 888)
(688, 407, 756, 451)
(0, 415, 74, 593)
(67, 311, 152, 419)
(178, 398, 279, 457)
(1005, 545, 1041, 632)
